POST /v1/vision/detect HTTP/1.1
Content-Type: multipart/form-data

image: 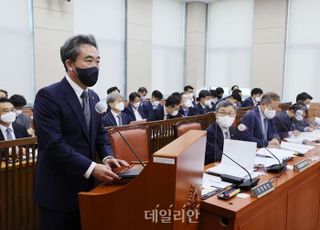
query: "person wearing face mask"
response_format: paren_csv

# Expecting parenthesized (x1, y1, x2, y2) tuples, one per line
(242, 88, 263, 108)
(101, 93, 132, 127)
(0, 98, 29, 141)
(209, 90, 219, 111)
(9, 94, 34, 136)
(292, 102, 315, 132)
(183, 85, 196, 105)
(147, 95, 182, 121)
(241, 92, 281, 148)
(179, 92, 199, 117)
(296, 92, 313, 110)
(143, 90, 163, 117)
(137, 87, 148, 102)
(33, 35, 129, 230)
(274, 103, 305, 139)
(204, 101, 243, 164)
(123, 92, 147, 122)
(196, 90, 213, 114)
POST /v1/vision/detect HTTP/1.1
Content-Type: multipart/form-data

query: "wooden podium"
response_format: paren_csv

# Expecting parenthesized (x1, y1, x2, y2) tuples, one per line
(79, 130, 206, 230)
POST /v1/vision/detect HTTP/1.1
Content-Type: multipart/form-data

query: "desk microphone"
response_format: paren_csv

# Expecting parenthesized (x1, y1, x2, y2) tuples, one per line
(206, 140, 259, 191)
(238, 123, 287, 173)
(95, 101, 146, 168)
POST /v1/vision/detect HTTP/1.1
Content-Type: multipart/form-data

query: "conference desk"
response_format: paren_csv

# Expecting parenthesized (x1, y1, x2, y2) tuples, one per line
(200, 147, 320, 230)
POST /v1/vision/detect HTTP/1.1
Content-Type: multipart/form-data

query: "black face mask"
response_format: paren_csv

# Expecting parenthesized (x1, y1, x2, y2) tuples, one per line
(75, 66, 99, 87)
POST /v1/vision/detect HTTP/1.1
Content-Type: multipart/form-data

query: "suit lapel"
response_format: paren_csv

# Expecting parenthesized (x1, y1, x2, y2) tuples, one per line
(255, 107, 264, 139)
(61, 78, 90, 142)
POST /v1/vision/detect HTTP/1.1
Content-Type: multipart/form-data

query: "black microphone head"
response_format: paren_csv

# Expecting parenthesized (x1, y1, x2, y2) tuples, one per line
(95, 101, 108, 114)
(238, 123, 247, 132)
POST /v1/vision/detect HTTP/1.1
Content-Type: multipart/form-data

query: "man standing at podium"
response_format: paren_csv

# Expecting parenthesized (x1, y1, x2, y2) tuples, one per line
(34, 34, 128, 230)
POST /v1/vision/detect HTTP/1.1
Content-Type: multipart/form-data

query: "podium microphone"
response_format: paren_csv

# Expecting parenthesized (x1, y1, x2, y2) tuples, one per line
(95, 101, 146, 168)
(238, 123, 287, 174)
(206, 141, 259, 191)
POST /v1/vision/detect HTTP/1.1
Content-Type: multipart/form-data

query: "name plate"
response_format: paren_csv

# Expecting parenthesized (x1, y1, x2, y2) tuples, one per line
(251, 181, 274, 198)
(293, 159, 311, 172)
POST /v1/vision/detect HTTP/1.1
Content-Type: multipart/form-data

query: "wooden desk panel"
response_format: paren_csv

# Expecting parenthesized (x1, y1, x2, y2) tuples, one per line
(200, 149, 320, 230)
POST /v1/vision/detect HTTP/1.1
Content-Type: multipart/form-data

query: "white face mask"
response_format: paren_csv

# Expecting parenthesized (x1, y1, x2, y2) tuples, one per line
(211, 98, 218, 104)
(295, 110, 304, 121)
(170, 110, 179, 116)
(115, 102, 125, 112)
(255, 96, 261, 102)
(204, 100, 212, 107)
(306, 104, 311, 110)
(15, 110, 23, 116)
(1, 111, 16, 124)
(217, 115, 235, 128)
(264, 107, 276, 119)
(152, 100, 160, 107)
(133, 102, 140, 109)
(184, 99, 193, 108)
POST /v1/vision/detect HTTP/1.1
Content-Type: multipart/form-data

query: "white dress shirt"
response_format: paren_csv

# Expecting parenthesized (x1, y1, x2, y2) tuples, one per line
(111, 110, 121, 126)
(132, 106, 143, 121)
(0, 123, 16, 140)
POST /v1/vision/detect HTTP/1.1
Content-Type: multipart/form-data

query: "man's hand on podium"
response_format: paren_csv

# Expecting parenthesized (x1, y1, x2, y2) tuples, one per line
(92, 163, 120, 183)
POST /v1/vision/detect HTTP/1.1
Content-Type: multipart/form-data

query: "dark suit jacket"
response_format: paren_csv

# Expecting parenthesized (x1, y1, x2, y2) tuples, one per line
(101, 111, 132, 127)
(241, 107, 279, 148)
(196, 103, 210, 115)
(179, 107, 199, 117)
(147, 106, 182, 122)
(274, 111, 297, 138)
(0, 122, 29, 141)
(293, 118, 309, 132)
(123, 105, 147, 121)
(143, 101, 160, 117)
(242, 97, 255, 108)
(205, 122, 243, 164)
(33, 77, 113, 211)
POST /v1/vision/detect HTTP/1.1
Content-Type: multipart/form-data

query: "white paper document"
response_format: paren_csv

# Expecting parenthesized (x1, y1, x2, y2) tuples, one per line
(255, 156, 279, 167)
(202, 173, 232, 189)
(206, 139, 257, 179)
(285, 129, 320, 144)
(280, 142, 314, 154)
(256, 148, 295, 160)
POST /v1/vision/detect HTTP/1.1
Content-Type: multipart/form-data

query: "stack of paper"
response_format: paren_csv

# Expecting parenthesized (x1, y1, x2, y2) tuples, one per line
(256, 148, 295, 160)
(280, 142, 314, 154)
(285, 130, 320, 144)
(202, 173, 232, 189)
(255, 156, 279, 167)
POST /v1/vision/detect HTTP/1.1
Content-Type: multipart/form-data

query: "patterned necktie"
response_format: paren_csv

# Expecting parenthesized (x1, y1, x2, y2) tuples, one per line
(80, 91, 91, 130)
(263, 118, 268, 141)
(224, 130, 230, 139)
(117, 114, 123, 126)
(6, 128, 14, 140)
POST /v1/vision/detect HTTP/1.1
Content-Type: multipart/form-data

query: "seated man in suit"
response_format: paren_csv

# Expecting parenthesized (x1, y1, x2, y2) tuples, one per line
(147, 95, 182, 121)
(10, 94, 34, 136)
(196, 90, 213, 114)
(292, 102, 315, 132)
(274, 103, 305, 139)
(205, 100, 243, 164)
(226, 92, 242, 109)
(0, 98, 29, 141)
(242, 88, 263, 108)
(137, 87, 148, 102)
(101, 93, 132, 127)
(241, 92, 280, 148)
(124, 92, 147, 122)
(296, 92, 313, 110)
(143, 90, 163, 117)
(179, 92, 199, 117)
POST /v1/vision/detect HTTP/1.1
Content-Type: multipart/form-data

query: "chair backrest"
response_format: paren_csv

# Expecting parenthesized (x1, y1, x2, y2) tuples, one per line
(175, 122, 202, 137)
(109, 128, 149, 163)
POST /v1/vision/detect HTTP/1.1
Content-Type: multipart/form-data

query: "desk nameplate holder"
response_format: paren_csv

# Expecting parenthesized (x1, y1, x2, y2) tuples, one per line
(251, 181, 274, 198)
(293, 159, 311, 172)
